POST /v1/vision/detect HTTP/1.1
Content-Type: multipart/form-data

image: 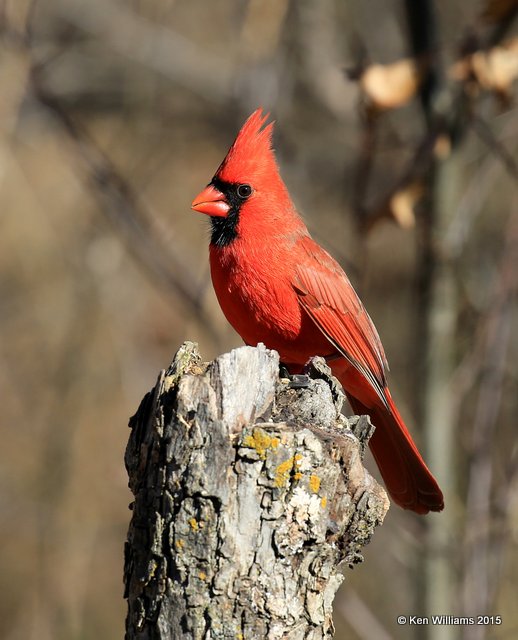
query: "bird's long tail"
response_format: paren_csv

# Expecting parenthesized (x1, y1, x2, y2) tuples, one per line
(347, 390, 444, 514)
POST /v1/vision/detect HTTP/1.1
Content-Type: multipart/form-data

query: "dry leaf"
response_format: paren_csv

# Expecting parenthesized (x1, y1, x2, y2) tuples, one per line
(472, 40, 518, 94)
(389, 182, 424, 228)
(451, 38, 518, 98)
(434, 134, 452, 160)
(360, 59, 421, 110)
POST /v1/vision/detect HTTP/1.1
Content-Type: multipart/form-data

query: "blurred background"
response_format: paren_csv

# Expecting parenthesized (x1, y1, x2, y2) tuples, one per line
(1, 0, 517, 638)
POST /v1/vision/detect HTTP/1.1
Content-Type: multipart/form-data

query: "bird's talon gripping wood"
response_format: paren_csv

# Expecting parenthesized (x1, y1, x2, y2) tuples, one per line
(279, 363, 292, 380)
(288, 374, 311, 389)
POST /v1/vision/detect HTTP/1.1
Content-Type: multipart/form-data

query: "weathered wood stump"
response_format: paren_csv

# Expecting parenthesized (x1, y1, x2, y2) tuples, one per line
(124, 342, 389, 639)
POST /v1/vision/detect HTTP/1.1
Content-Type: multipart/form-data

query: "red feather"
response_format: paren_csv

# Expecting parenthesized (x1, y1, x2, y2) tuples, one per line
(348, 393, 444, 514)
(193, 109, 444, 514)
(293, 234, 388, 405)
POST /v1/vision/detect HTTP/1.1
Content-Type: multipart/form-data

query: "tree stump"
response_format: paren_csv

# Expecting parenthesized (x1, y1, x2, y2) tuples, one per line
(124, 342, 389, 640)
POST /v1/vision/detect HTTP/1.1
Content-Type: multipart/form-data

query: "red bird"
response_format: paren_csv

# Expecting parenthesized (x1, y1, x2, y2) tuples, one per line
(192, 109, 444, 514)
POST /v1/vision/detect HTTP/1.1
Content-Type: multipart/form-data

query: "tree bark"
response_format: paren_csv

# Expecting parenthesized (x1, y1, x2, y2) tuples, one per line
(124, 342, 389, 640)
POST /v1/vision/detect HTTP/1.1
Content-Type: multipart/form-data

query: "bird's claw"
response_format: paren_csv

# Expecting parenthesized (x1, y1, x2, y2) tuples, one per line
(288, 374, 311, 389)
(279, 363, 311, 388)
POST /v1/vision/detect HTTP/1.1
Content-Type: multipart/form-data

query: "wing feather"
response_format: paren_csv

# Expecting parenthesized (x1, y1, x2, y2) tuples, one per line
(293, 235, 388, 404)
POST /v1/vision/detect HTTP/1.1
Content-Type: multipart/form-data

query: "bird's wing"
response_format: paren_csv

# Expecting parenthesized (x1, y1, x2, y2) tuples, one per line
(293, 234, 388, 405)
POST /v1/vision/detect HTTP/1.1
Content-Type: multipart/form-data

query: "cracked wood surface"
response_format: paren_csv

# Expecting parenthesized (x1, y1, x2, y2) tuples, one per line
(124, 342, 389, 639)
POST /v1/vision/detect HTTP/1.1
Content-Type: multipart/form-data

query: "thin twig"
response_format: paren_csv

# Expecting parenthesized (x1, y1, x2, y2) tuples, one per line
(445, 115, 518, 257)
(471, 115, 518, 182)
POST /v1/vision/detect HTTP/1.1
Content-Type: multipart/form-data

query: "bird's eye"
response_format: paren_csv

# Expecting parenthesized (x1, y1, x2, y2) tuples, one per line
(237, 184, 252, 199)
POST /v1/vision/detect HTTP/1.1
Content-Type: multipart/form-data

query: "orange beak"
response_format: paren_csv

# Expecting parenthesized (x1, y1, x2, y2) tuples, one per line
(191, 185, 230, 218)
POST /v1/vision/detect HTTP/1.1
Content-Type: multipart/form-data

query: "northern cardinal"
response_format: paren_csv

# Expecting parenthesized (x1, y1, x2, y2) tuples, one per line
(191, 109, 443, 514)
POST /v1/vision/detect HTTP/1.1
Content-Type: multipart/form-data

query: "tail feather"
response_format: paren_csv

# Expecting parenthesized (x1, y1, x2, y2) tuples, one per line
(348, 391, 444, 514)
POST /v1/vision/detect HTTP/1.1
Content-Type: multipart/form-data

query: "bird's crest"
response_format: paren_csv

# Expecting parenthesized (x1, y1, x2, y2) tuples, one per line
(216, 108, 278, 184)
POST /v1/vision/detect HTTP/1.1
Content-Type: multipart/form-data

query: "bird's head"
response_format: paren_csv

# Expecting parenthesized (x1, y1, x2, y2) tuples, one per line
(191, 108, 296, 247)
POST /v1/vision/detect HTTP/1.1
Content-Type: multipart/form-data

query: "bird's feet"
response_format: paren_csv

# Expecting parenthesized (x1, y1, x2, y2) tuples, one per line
(279, 363, 311, 389)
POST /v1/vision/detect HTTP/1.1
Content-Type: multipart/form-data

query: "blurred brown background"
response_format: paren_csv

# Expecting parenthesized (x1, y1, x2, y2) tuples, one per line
(1, 1, 517, 639)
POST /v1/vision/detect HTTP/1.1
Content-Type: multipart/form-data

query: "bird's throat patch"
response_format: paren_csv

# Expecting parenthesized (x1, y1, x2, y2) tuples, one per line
(209, 178, 243, 247)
